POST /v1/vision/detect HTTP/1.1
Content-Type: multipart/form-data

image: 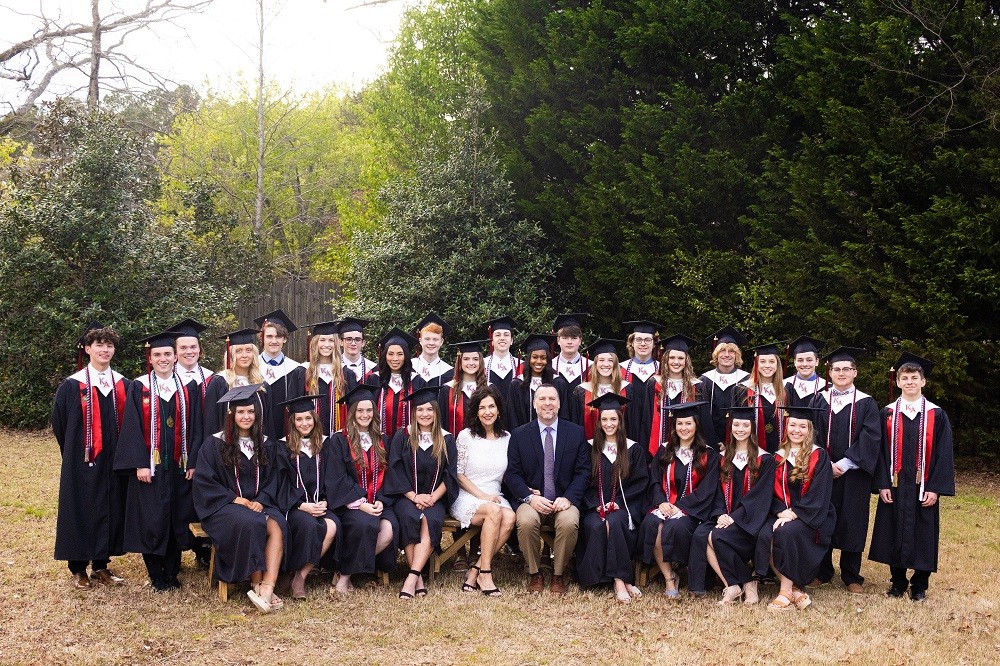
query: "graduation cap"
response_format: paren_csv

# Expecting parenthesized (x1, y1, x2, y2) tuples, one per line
(586, 393, 630, 412)
(749, 341, 785, 357)
(309, 320, 340, 337)
(623, 320, 662, 337)
(521, 334, 556, 354)
(403, 385, 446, 407)
(893, 351, 935, 377)
(664, 400, 708, 418)
(483, 316, 516, 333)
(337, 384, 377, 406)
(451, 340, 488, 354)
(787, 334, 826, 357)
(223, 327, 259, 347)
(706, 325, 749, 348)
(277, 394, 321, 414)
(217, 383, 265, 408)
(777, 404, 826, 420)
(584, 338, 624, 357)
(725, 405, 759, 421)
(658, 334, 700, 354)
(553, 313, 587, 333)
(168, 318, 208, 340)
(823, 346, 865, 365)
(337, 317, 370, 335)
(414, 312, 453, 338)
(254, 309, 297, 334)
(377, 327, 419, 355)
(140, 329, 180, 350)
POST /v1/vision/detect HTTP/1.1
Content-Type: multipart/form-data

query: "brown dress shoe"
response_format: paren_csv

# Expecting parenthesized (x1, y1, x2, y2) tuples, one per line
(91, 569, 125, 586)
(550, 575, 567, 596)
(527, 572, 544, 594)
(72, 572, 91, 589)
(846, 583, 865, 594)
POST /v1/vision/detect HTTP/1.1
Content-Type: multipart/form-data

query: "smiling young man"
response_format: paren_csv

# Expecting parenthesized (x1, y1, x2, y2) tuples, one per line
(52, 322, 130, 590)
(411, 312, 454, 387)
(483, 316, 520, 404)
(869, 352, 955, 602)
(114, 330, 202, 591)
(338, 317, 376, 381)
(784, 335, 828, 407)
(254, 309, 305, 440)
(621, 320, 661, 451)
(699, 325, 751, 446)
(812, 346, 881, 593)
(504, 384, 590, 595)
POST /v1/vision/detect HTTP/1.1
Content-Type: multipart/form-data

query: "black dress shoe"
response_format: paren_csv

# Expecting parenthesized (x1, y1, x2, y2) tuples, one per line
(910, 589, 927, 602)
(886, 586, 907, 598)
(151, 577, 172, 592)
(168, 576, 182, 589)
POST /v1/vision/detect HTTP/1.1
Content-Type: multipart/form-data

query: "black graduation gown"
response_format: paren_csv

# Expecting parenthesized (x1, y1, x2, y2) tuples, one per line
(202, 375, 272, 441)
(178, 366, 223, 469)
(553, 360, 587, 420)
(575, 441, 649, 587)
(259, 358, 305, 441)
(566, 385, 629, 441)
(113, 377, 202, 556)
(192, 436, 288, 583)
(365, 372, 426, 441)
(761, 447, 836, 588)
(325, 432, 399, 575)
(52, 371, 130, 562)
(692, 452, 776, 590)
(815, 391, 881, 552)
(273, 440, 342, 572)
(485, 354, 519, 411)
(646, 380, 716, 458)
(869, 404, 955, 572)
(315, 367, 359, 436)
(622, 362, 658, 457)
(384, 430, 458, 550)
(733, 383, 782, 454)
(698, 369, 749, 450)
(639, 447, 720, 564)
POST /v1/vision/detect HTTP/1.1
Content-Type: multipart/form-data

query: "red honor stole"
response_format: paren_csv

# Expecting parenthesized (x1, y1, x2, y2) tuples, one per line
(648, 382, 695, 459)
(448, 386, 466, 435)
(79, 378, 127, 462)
(141, 383, 191, 465)
(352, 443, 384, 503)
(662, 452, 705, 504)
(583, 389, 598, 440)
(886, 404, 935, 484)
(746, 386, 784, 446)
(773, 448, 820, 508)
(721, 454, 760, 514)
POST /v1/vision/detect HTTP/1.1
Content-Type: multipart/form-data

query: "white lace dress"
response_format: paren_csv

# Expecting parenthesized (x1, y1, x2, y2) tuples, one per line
(449, 429, 512, 528)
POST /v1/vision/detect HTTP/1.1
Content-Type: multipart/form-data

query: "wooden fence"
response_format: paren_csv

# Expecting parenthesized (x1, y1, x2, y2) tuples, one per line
(235, 280, 341, 360)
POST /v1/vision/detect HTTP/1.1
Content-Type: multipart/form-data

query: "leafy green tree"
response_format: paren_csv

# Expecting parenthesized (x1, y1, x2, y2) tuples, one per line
(0, 100, 241, 427)
(340, 94, 558, 341)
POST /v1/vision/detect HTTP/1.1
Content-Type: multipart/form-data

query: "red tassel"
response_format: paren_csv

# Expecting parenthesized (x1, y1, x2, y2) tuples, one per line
(784, 345, 791, 372)
(725, 413, 732, 450)
(711, 335, 718, 362)
(145, 344, 151, 374)
(77, 347, 84, 371)
(487, 325, 493, 355)
(225, 337, 231, 370)
(306, 328, 313, 358)
(888, 367, 896, 402)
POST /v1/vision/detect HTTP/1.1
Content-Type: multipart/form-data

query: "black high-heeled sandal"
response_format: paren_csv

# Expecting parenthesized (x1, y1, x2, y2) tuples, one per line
(461, 565, 481, 592)
(412, 569, 427, 597)
(478, 569, 501, 597)
(399, 569, 421, 600)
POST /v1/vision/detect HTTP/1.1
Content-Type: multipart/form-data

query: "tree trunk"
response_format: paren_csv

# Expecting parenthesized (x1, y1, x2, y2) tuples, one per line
(88, 0, 101, 108)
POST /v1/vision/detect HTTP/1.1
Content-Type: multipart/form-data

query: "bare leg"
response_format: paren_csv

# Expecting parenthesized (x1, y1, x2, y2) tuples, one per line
(465, 503, 502, 590)
(401, 518, 434, 597)
(652, 524, 676, 591)
(707, 532, 729, 586)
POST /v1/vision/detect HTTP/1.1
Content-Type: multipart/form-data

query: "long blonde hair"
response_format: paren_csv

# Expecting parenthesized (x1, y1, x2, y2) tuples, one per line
(221, 343, 264, 385)
(286, 409, 324, 456)
(408, 403, 448, 467)
(656, 350, 698, 400)
(306, 334, 347, 398)
(584, 352, 623, 394)
(778, 419, 816, 483)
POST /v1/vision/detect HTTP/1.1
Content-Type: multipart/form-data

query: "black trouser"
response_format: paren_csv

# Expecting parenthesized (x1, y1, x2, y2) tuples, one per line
(818, 547, 864, 586)
(67, 559, 109, 574)
(142, 532, 182, 584)
(890, 566, 931, 593)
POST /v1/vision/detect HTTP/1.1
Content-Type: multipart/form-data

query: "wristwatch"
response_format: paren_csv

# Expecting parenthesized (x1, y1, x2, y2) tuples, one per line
(522, 494, 534, 504)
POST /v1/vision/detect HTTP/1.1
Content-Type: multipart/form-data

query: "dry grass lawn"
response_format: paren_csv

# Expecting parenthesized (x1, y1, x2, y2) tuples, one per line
(0, 429, 997, 665)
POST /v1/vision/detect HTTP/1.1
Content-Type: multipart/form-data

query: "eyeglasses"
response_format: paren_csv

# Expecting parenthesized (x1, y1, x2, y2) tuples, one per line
(633, 336, 654, 344)
(342, 337, 364, 344)
(830, 366, 856, 373)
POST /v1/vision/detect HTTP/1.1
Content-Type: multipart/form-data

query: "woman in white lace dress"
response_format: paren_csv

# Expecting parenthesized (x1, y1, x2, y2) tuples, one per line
(451, 385, 515, 597)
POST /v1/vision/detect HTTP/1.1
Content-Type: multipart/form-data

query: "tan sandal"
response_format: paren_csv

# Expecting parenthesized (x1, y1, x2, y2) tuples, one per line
(767, 593, 795, 611)
(247, 582, 274, 613)
(743, 580, 759, 605)
(718, 584, 743, 605)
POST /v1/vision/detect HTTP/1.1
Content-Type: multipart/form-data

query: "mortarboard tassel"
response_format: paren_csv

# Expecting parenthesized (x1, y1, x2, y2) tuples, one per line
(77, 346, 84, 372)
(225, 336, 231, 370)
(888, 367, 896, 403)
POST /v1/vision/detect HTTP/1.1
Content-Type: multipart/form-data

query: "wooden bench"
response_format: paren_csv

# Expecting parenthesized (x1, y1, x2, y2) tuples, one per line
(428, 517, 557, 584)
(189, 522, 228, 601)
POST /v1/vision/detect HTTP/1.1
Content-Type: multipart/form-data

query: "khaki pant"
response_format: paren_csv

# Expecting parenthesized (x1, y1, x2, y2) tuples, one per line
(516, 503, 579, 576)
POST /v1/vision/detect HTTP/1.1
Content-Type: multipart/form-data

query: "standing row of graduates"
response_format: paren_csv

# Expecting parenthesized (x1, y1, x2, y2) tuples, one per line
(53, 310, 954, 608)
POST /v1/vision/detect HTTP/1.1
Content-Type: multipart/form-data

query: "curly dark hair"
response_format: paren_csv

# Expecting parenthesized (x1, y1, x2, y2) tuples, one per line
(466, 385, 508, 438)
